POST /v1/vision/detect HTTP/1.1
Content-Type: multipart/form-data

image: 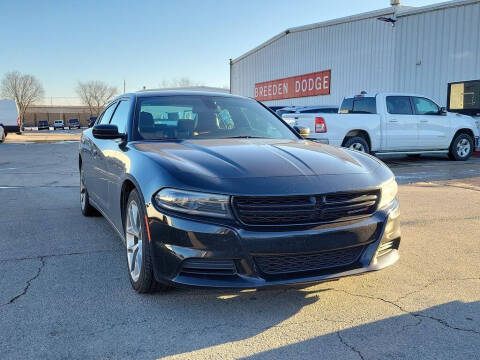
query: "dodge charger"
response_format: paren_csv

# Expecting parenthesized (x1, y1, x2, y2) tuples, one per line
(79, 91, 401, 293)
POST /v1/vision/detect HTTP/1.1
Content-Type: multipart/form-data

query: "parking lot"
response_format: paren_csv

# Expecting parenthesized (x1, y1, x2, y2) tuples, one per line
(0, 141, 479, 360)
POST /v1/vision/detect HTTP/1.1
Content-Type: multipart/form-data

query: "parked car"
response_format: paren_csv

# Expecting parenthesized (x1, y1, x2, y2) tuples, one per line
(282, 92, 480, 160)
(53, 120, 64, 130)
(68, 119, 80, 129)
(0, 99, 20, 140)
(79, 91, 400, 293)
(37, 120, 49, 130)
(296, 105, 339, 114)
(88, 116, 97, 128)
(275, 106, 298, 117)
(267, 105, 288, 112)
(283, 105, 339, 126)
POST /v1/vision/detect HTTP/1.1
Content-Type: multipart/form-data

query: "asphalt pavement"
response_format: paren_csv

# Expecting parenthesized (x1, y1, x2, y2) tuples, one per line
(0, 142, 479, 360)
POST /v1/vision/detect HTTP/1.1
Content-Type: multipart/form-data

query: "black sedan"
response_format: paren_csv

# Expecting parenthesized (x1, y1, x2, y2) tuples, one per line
(79, 91, 401, 293)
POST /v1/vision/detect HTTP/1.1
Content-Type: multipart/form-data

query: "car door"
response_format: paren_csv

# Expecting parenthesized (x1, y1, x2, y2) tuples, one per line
(89, 102, 118, 210)
(101, 99, 131, 227)
(384, 96, 419, 150)
(412, 97, 451, 150)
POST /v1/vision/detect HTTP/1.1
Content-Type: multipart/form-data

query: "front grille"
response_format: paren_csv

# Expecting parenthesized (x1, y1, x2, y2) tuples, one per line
(179, 259, 237, 276)
(233, 190, 379, 226)
(254, 246, 364, 275)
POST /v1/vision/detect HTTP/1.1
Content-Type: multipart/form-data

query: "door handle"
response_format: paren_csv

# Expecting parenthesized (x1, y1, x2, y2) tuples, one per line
(389, 119, 398, 123)
(420, 119, 428, 123)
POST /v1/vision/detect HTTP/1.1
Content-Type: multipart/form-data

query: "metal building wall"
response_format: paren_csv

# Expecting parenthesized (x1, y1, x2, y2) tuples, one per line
(394, 1, 480, 105)
(231, 9, 397, 106)
(231, 0, 480, 107)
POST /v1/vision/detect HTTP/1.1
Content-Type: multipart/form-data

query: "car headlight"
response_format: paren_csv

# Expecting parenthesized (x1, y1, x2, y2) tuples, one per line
(154, 188, 232, 219)
(378, 178, 398, 209)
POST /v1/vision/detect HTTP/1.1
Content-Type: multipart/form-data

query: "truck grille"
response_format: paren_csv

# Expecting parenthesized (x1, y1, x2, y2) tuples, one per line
(232, 190, 379, 226)
(254, 246, 364, 275)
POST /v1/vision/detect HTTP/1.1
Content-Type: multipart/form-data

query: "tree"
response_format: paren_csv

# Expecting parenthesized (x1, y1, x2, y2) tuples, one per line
(76, 81, 117, 116)
(0, 71, 45, 130)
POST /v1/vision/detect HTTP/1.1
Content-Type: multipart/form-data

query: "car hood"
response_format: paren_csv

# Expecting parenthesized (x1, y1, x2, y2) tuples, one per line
(132, 139, 381, 180)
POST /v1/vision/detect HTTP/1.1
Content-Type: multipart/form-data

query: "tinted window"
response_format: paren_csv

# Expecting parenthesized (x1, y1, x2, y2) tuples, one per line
(135, 95, 298, 141)
(340, 97, 376, 114)
(98, 103, 117, 125)
(300, 108, 338, 113)
(109, 100, 130, 133)
(412, 97, 439, 115)
(386, 96, 413, 115)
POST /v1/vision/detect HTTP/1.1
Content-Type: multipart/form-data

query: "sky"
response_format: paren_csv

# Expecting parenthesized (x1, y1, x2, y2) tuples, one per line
(0, 0, 440, 101)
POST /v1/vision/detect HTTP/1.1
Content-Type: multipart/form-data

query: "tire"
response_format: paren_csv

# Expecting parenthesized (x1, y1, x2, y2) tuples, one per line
(0, 126, 5, 143)
(344, 136, 370, 153)
(80, 167, 98, 216)
(448, 133, 473, 161)
(125, 189, 168, 293)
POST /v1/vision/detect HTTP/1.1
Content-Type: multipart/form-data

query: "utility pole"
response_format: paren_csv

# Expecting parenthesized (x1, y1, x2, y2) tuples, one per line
(123, 80, 126, 94)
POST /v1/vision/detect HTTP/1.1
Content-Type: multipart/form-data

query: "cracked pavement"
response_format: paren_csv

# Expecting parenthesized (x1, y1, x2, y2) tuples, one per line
(0, 142, 479, 360)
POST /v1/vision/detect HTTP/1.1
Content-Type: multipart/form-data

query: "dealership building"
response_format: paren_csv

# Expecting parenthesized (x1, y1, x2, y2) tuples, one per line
(230, 0, 480, 110)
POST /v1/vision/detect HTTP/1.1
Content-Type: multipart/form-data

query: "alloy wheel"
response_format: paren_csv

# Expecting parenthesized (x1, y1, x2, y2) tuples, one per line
(126, 200, 143, 282)
(349, 143, 366, 152)
(456, 138, 470, 158)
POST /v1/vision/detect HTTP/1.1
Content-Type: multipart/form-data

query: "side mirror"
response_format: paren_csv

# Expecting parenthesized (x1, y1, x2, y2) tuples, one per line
(440, 106, 447, 115)
(293, 126, 310, 139)
(92, 124, 125, 140)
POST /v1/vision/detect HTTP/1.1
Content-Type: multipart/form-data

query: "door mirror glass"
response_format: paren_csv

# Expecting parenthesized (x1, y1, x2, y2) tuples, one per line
(92, 124, 124, 139)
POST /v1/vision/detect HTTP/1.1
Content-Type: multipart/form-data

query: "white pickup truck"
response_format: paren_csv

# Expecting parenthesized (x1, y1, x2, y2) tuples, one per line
(283, 92, 480, 161)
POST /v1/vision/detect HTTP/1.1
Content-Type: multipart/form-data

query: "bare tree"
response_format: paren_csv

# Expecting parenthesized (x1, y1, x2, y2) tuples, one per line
(160, 77, 204, 88)
(76, 81, 117, 116)
(0, 71, 45, 130)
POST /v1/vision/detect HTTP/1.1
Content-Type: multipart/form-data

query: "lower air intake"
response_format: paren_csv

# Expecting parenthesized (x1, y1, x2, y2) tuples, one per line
(254, 246, 364, 275)
(180, 259, 237, 276)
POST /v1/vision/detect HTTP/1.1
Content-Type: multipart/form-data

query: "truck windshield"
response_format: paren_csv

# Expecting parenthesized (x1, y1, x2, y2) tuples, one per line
(340, 97, 377, 114)
(134, 95, 299, 141)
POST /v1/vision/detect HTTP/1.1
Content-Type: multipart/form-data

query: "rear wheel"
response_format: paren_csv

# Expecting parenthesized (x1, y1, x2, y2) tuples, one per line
(344, 136, 370, 153)
(449, 133, 473, 161)
(125, 189, 168, 293)
(0, 126, 5, 143)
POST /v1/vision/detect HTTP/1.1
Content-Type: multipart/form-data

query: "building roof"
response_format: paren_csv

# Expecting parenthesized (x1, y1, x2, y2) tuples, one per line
(231, 0, 480, 64)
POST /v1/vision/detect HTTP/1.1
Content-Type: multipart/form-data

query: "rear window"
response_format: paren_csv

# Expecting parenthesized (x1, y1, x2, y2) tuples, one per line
(340, 97, 377, 114)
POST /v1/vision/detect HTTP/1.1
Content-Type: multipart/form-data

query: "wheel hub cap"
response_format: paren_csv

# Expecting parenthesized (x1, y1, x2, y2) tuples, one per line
(456, 139, 470, 157)
(126, 200, 142, 282)
(349, 143, 365, 152)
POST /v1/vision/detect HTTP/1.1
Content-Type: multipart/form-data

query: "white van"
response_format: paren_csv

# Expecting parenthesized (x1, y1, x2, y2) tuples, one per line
(0, 99, 20, 142)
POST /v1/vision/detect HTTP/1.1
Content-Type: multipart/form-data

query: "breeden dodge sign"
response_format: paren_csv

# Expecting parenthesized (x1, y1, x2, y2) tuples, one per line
(254, 70, 331, 101)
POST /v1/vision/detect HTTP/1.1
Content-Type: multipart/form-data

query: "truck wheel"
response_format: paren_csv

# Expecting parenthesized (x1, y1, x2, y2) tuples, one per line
(0, 126, 5, 143)
(344, 136, 370, 153)
(448, 133, 473, 161)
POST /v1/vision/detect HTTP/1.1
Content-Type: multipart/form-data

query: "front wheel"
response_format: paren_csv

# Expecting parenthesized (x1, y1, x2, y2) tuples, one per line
(80, 168, 98, 216)
(125, 189, 168, 293)
(344, 136, 370, 153)
(449, 133, 473, 161)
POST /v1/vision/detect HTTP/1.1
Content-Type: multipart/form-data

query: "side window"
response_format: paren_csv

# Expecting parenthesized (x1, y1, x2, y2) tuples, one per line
(340, 98, 376, 114)
(352, 98, 376, 114)
(98, 103, 117, 125)
(109, 100, 130, 134)
(412, 97, 440, 115)
(386, 96, 413, 115)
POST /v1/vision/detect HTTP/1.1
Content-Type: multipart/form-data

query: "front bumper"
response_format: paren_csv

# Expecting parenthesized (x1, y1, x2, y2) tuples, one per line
(145, 200, 401, 288)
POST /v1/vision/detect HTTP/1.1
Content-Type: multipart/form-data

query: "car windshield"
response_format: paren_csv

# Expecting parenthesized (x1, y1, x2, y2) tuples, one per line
(134, 95, 298, 141)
